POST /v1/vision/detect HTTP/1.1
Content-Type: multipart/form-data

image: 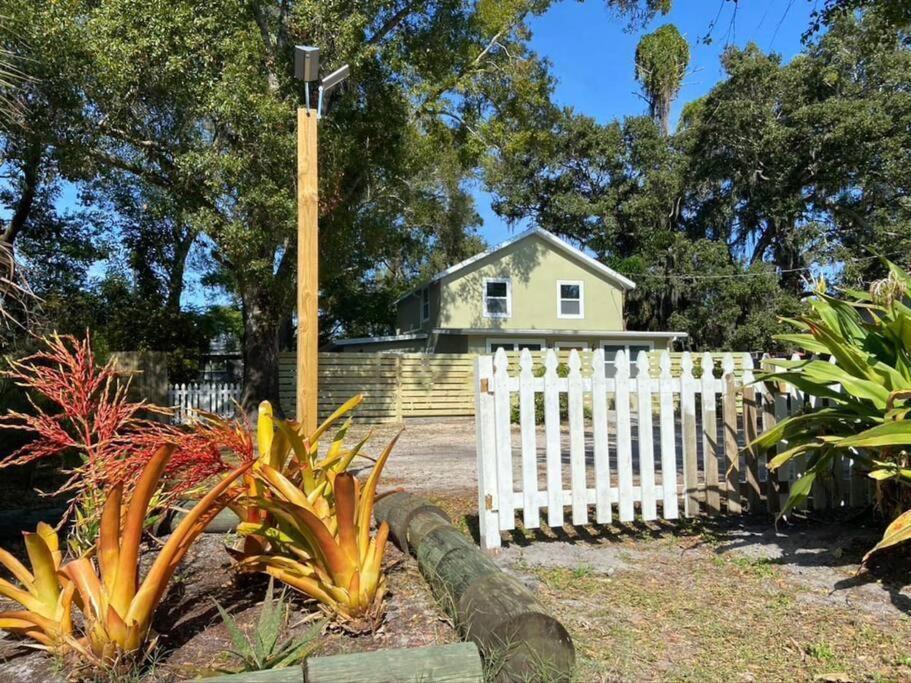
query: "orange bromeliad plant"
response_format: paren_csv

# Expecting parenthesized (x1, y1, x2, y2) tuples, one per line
(0, 445, 251, 664)
(228, 396, 368, 548)
(231, 396, 399, 631)
(61, 444, 251, 662)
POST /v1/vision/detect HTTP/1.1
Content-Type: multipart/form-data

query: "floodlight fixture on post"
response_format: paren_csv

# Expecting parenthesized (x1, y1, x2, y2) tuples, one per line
(293, 45, 349, 434)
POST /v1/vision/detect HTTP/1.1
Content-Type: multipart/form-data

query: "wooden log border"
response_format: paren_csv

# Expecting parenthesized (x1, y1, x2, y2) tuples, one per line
(375, 492, 575, 682)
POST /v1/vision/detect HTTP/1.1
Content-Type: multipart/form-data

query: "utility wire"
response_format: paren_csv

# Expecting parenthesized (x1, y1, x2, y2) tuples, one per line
(616, 251, 906, 281)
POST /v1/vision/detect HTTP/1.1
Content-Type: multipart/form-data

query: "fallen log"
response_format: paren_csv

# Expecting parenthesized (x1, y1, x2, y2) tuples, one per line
(375, 492, 575, 682)
(460, 572, 575, 680)
(374, 491, 449, 552)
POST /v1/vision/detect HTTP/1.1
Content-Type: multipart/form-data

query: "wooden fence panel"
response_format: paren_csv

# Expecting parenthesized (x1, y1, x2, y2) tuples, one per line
(272, 350, 760, 424)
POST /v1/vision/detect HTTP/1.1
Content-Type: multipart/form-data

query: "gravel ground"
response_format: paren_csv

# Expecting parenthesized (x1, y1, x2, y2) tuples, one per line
(358, 421, 911, 681)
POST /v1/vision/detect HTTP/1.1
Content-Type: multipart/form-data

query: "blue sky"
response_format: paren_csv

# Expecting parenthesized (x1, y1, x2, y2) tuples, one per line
(475, 0, 818, 245)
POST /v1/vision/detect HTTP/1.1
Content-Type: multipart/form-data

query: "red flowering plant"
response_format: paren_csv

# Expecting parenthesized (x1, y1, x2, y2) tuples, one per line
(0, 334, 249, 554)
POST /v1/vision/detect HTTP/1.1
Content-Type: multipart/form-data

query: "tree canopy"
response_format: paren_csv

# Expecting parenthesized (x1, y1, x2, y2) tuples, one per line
(486, 7, 911, 350)
(1, 0, 908, 406)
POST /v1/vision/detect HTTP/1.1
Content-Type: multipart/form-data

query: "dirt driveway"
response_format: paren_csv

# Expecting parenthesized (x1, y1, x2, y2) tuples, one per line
(365, 420, 911, 682)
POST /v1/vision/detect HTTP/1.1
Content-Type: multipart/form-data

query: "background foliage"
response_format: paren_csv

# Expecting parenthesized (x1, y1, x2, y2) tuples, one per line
(0, 1, 908, 409)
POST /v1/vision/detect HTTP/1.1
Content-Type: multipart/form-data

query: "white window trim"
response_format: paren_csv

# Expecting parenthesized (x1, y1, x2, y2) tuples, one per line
(557, 280, 585, 319)
(485, 338, 546, 353)
(555, 341, 590, 350)
(420, 287, 430, 322)
(483, 277, 512, 319)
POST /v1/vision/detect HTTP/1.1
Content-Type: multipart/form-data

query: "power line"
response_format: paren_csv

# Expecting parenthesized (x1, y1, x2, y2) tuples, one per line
(617, 251, 906, 281)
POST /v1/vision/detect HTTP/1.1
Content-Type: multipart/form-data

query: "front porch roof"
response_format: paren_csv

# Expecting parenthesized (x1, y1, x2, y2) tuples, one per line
(332, 332, 428, 346)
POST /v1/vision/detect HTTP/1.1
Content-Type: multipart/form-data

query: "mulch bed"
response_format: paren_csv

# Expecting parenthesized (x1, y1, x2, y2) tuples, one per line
(0, 533, 457, 682)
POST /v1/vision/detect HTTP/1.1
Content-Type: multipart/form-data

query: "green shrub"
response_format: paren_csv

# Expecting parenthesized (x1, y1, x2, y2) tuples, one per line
(750, 260, 911, 562)
(510, 362, 593, 424)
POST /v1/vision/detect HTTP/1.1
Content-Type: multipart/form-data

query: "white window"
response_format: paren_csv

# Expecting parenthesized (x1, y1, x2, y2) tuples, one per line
(483, 278, 511, 318)
(601, 341, 653, 377)
(557, 280, 584, 319)
(486, 338, 545, 353)
(555, 341, 589, 350)
(420, 287, 430, 322)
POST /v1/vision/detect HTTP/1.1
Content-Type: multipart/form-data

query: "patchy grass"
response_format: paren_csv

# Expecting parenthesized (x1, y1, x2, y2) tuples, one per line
(412, 489, 911, 681)
(523, 533, 911, 683)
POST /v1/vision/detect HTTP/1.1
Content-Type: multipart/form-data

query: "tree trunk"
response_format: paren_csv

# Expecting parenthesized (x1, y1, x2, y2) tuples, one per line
(165, 229, 195, 314)
(240, 283, 283, 418)
(2, 142, 42, 246)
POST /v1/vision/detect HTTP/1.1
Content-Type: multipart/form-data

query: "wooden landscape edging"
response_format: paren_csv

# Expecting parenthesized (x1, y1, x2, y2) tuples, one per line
(201, 642, 483, 683)
(374, 492, 575, 682)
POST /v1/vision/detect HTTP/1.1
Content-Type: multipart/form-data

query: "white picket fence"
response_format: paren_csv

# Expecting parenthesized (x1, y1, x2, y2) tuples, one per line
(167, 382, 241, 424)
(474, 347, 869, 551)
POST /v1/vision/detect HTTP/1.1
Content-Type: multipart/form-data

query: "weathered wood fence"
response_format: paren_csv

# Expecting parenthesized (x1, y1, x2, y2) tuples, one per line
(278, 352, 475, 421)
(275, 351, 754, 423)
(167, 382, 241, 424)
(474, 348, 871, 551)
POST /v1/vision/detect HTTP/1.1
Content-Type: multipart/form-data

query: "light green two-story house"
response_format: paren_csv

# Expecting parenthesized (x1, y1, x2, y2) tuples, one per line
(332, 227, 686, 359)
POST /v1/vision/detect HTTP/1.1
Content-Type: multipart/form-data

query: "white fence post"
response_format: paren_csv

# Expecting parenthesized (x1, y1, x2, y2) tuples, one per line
(474, 355, 501, 551)
(568, 350, 588, 525)
(615, 350, 634, 522)
(591, 348, 611, 524)
(544, 350, 564, 529)
(636, 351, 657, 521)
(519, 349, 539, 529)
(492, 348, 515, 531)
(680, 352, 699, 516)
(659, 352, 679, 519)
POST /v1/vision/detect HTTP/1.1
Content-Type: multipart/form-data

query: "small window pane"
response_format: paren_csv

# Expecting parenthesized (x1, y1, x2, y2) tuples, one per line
(486, 298, 508, 315)
(486, 281, 507, 297)
(602, 344, 624, 361)
(560, 283, 580, 299)
(490, 342, 514, 352)
(519, 343, 542, 351)
(560, 300, 581, 316)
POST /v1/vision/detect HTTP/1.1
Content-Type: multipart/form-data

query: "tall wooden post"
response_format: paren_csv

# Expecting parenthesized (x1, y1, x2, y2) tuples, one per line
(296, 107, 319, 433)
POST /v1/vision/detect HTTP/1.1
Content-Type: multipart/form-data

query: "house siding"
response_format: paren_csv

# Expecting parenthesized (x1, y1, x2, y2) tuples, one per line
(396, 282, 441, 333)
(437, 233, 625, 332)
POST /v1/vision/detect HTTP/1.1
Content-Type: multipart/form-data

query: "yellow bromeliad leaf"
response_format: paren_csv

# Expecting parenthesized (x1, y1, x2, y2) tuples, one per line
(863, 509, 911, 565)
(257, 401, 275, 464)
(0, 523, 75, 651)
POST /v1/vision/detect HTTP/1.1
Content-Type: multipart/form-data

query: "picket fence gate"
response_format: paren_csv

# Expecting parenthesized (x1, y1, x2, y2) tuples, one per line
(474, 347, 870, 551)
(167, 382, 241, 424)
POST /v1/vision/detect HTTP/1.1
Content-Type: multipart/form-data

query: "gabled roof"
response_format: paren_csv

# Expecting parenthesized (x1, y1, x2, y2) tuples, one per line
(396, 227, 636, 303)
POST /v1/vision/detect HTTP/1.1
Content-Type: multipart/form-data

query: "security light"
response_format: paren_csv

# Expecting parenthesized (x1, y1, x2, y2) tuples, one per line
(320, 64, 350, 93)
(294, 46, 320, 82)
(317, 64, 350, 119)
